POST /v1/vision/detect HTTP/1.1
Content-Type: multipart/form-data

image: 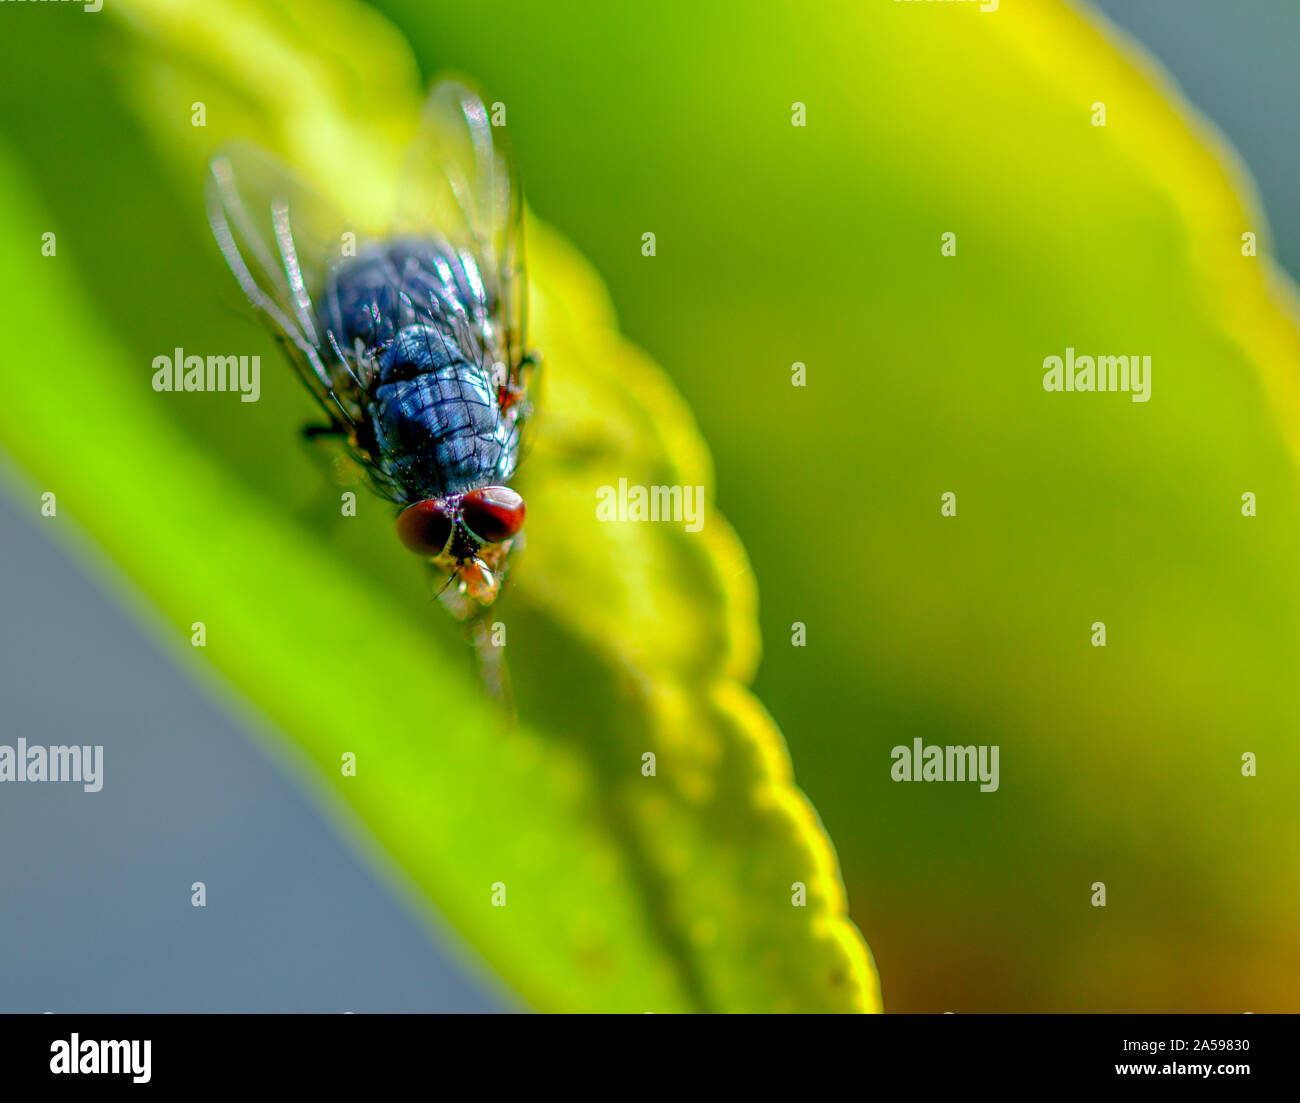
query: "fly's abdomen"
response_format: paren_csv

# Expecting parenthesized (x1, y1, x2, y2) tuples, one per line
(371, 358, 514, 500)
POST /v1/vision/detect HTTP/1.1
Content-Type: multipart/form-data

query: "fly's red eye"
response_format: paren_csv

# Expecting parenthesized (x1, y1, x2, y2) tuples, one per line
(395, 498, 454, 555)
(460, 486, 526, 544)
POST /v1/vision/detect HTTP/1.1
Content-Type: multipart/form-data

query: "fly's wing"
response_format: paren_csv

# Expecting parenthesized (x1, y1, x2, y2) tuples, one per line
(206, 144, 367, 429)
(394, 79, 531, 401)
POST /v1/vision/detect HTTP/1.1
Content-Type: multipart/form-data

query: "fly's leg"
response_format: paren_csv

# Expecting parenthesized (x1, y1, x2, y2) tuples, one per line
(301, 422, 347, 441)
(503, 352, 621, 466)
(499, 349, 540, 413)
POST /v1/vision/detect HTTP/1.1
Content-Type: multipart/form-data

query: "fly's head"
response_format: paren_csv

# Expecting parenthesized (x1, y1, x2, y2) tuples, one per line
(395, 485, 526, 612)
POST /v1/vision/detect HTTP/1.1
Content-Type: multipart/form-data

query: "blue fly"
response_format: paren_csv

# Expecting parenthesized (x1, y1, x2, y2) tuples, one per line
(206, 80, 537, 625)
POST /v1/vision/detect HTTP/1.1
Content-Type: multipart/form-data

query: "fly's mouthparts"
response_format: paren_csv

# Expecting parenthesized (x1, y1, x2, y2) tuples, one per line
(464, 558, 498, 604)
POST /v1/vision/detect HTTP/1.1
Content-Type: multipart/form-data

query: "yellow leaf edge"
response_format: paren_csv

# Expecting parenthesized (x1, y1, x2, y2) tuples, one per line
(1005, 2, 1300, 464)
(509, 219, 883, 1012)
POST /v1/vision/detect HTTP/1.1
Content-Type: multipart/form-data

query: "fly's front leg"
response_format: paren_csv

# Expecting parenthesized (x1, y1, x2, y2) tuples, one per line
(505, 349, 614, 465)
(499, 349, 540, 414)
(301, 423, 347, 442)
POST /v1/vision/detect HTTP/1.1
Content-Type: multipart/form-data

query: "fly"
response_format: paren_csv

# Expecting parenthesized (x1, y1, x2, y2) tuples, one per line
(205, 79, 537, 705)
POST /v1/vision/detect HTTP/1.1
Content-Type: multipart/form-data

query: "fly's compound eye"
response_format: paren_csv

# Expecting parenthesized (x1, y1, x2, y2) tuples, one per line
(395, 498, 455, 556)
(460, 486, 526, 544)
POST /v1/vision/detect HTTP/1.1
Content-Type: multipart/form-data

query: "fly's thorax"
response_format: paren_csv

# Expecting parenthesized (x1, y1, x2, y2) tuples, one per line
(322, 238, 494, 350)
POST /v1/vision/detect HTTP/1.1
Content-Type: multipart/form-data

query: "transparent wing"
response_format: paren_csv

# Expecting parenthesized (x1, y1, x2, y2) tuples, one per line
(395, 78, 530, 388)
(206, 143, 366, 427)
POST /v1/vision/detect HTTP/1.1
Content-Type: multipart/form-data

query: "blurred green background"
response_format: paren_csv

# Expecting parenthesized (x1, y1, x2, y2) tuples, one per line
(2, 0, 1298, 1011)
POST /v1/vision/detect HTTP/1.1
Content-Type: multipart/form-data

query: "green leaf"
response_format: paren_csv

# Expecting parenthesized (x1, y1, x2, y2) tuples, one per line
(0, 0, 877, 1011)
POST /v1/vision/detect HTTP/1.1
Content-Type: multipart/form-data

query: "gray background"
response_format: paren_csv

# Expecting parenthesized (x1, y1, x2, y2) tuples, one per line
(0, 0, 1295, 1012)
